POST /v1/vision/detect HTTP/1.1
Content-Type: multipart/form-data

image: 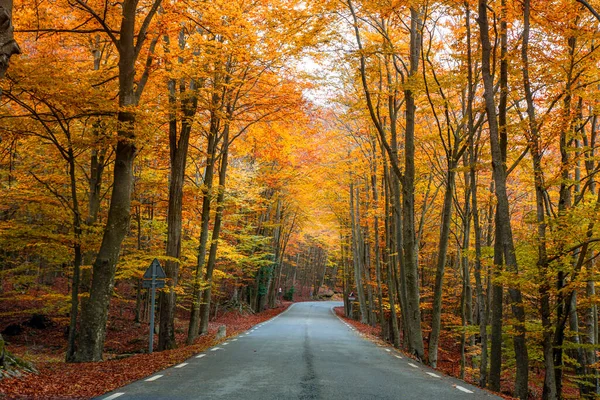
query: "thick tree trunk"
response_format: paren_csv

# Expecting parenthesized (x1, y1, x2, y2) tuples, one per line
(76, 0, 161, 361)
(401, 7, 425, 361)
(0, 0, 19, 80)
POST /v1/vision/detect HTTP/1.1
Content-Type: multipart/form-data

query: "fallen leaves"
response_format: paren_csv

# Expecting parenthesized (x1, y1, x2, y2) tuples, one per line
(0, 303, 290, 399)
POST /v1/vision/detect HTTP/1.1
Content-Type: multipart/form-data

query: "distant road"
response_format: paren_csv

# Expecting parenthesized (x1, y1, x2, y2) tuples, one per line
(99, 301, 500, 399)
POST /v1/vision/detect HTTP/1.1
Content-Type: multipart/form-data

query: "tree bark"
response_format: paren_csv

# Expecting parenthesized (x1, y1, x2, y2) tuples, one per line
(199, 125, 230, 335)
(158, 70, 197, 350)
(478, 1, 529, 397)
(76, 0, 162, 362)
(401, 7, 425, 361)
(428, 164, 456, 367)
(0, 0, 19, 80)
(187, 117, 218, 343)
(521, 2, 556, 397)
(350, 181, 368, 323)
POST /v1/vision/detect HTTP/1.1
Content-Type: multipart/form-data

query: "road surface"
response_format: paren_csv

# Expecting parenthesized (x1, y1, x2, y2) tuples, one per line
(99, 302, 501, 400)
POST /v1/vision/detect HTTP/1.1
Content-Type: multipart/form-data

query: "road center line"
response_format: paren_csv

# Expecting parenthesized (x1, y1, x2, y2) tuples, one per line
(145, 375, 163, 382)
(196, 354, 206, 358)
(211, 347, 222, 351)
(408, 363, 419, 368)
(427, 372, 441, 378)
(175, 363, 188, 368)
(103, 393, 125, 400)
(456, 386, 474, 394)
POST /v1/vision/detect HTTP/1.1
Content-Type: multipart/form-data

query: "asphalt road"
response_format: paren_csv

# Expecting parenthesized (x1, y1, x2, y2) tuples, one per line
(99, 302, 501, 400)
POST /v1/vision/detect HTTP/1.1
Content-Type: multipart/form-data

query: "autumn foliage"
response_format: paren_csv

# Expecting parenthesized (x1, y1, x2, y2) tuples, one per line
(1, 0, 600, 399)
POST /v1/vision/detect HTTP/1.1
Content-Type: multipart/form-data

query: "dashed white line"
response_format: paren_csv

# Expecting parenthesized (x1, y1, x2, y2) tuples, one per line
(427, 372, 441, 378)
(145, 375, 163, 382)
(408, 363, 419, 368)
(395, 355, 403, 359)
(103, 394, 125, 400)
(385, 349, 391, 352)
(175, 363, 188, 368)
(196, 354, 206, 358)
(232, 339, 238, 342)
(210, 347, 222, 351)
(222, 342, 229, 345)
(456, 386, 474, 394)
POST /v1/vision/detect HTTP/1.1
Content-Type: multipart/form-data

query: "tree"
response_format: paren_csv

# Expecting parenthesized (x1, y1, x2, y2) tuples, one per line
(0, 0, 19, 80)
(74, 0, 163, 362)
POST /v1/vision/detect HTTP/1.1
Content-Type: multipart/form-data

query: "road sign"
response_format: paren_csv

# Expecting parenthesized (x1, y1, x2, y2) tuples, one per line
(142, 279, 165, 288)
(143, 258, 166, 279)
(348, 296, 356, 301)
(144, 258, 166, 354)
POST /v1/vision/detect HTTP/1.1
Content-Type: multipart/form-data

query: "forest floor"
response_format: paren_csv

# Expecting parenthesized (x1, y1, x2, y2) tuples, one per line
(0, 293, 291, 400)
(334, 306, 546, 400)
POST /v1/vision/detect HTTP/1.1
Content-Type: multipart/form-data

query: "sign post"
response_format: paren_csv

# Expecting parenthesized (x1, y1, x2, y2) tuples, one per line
(348, 292, 356, 317)
(142, 258, 166, 354)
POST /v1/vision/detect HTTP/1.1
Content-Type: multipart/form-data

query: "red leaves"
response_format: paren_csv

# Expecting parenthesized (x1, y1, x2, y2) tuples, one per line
(0, 304, 289, 399)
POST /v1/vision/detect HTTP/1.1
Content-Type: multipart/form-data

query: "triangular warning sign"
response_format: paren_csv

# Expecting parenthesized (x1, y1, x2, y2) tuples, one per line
(143, 258, 166, 279)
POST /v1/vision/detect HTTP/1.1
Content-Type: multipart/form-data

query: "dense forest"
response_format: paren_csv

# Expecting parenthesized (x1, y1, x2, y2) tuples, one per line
(1, 0, 600, 399)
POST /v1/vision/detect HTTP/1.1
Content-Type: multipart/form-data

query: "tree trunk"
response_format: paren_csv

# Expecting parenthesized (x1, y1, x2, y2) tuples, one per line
(401, 7, 425, 361)
(0, 0, 19, 80)
(478, 1, 529, 397)
(66, 149, 83, 362)
(429, 165, 456, 367)
(199, 125, 230, 335)
(187, 123, 218, 344)
(76, 0, 161, 362)
(350, 181, 368, 323)
(158, 72, 197, 350)
(521, 3, 556, 397)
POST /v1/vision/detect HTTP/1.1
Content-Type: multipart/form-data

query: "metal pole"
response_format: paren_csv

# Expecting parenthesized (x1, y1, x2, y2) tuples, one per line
(149, 285, 155, 353)
(149, 261, 156, 354)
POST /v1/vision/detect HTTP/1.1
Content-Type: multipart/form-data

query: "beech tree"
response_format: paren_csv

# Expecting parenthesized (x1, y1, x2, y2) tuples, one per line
(72, 0, 163, 362)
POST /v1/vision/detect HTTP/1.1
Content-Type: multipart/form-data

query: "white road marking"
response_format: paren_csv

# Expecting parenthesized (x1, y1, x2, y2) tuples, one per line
(427, 372, 441, 378)
(103, 394, 125, 400)
(196, 354, 206, 358)
(211, 347, 222, 351)
(456, 386, 474, 394)
(395, 355, 403, 359)
(145, 375, 163, 382)
(222, 342, 229, 345)
(408, 363, 419, 368)
(232, 339, 238, 341)
(385, 349, 391, 352)
(175, 363, 188, 368)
